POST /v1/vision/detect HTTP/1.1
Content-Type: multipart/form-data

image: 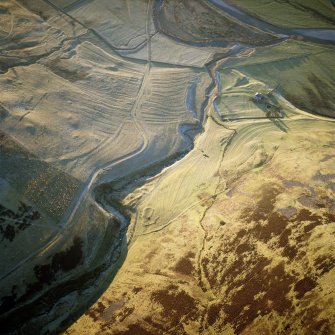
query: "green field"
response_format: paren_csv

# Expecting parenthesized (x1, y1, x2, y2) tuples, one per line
(222, 40, 335, 117)
(225, 0, 335, 28)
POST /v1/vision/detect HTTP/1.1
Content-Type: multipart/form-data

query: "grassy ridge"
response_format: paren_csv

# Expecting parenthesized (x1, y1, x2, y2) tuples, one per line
(224, 0, 335, 28)
(223, 40, 335, 118)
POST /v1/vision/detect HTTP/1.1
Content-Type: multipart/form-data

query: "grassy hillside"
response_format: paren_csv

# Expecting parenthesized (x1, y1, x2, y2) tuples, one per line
(225, 0, 335, 28)
(223, 40, 335, 118)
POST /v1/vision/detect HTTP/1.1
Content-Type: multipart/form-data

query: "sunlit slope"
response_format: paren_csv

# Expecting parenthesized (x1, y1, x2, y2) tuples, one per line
(66, 114, 335, 334)
(222, 40, 335, 118)
(196, 121, 335, 335)
(128, 119, 232, 237)
(225, 0, 335, 28)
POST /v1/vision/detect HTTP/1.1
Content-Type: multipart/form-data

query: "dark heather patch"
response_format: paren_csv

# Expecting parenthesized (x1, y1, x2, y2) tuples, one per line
(174, 256, 194, 275)
(207, 303, 223, 326)
(0, 237, 83, 315)
(299, 304, 332, 335)
(203, 234, 257, 289)
(304, 221, 322, 233)
(0, 294, 16, 315)
(186, 251, 196, 258)
(295, 209, 322, 223)
(278, 228, 292, 247)
(34, 263, 56, 285)
(316, 202, 326, 209)
(283, 244, 298, 260)
(315, 255, 335, 275)
(51, 236, 83, 272)
(324, 212, 335, 223)
(308, 319, 331, 335)
(200, 178, 333, 333)
(222, 253, 257, 285)
(2, 225, 15, 242)
(295, 231, 312, 244)
(144, 316, 169, 332)
(34, 236, 83, 279)
(118, 306, 135, 322)
(294, 277, 317, 299)
(100, 315, 117, 332)
(236, 228, 247, 239)
(235, 243, 249, 254)
(296, 250, 307, 261)
(151, 285, 197, 326)
(264, 263, 294, 313)
(201, 257, 211, 287)
(240, 184, 281, 222)
(223, 262, 294, 333)
(1, 264, 104, 332)
(256, 212, 288, 242)
(132, 287, 143, 294)
(0, 202, 40, 242)
(23, 237, 83, 300)
(85, 301, 106, 322)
